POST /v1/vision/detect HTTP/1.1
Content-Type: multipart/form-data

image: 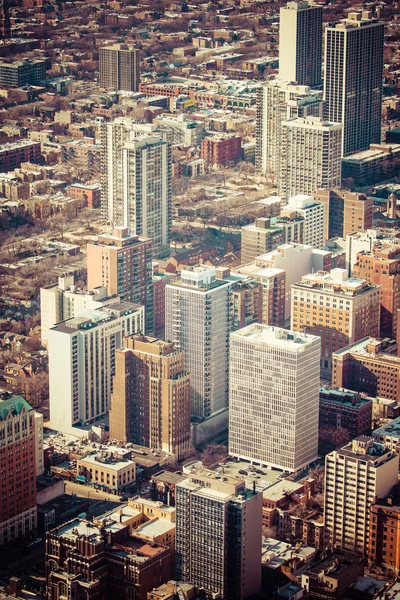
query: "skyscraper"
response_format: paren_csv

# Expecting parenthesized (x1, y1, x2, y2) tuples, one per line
(165, 266, 231, 435)
(99, 44, 140, 92)
(325, 437, 398, 554)
(279, 1, 323, 87)
(324, 12, 384, 156)
(87, 227, 154, 334)
(229, 324, 320, 472)
(256, 80, 323, 179)
(48, 304, 144, 433)
(101, 120, 171, 258)
(175, 469, 262, 600)
(109, 335, 191, 459)
(278, 116, 342, 200)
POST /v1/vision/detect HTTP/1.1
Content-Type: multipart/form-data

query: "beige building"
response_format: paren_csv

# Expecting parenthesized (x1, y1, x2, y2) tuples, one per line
(324, 437, 398, 553)
(109, 335, 191, 459)
(77, 449, 136, 495)
(235, 264, 286, 327)
(291, 268, 381, 371)
(99, 43, 140, 92)
(315, 188, 373, 241)
(241, 218, 285, 264)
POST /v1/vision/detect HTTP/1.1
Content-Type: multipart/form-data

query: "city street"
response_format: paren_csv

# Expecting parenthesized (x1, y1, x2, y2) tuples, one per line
(65, 481, 124, 503)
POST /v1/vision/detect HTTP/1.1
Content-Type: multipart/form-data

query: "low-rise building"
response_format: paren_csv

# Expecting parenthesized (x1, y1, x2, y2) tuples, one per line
(77, 449, 136, 495)
(241, 218, 285, 264)
(342, 143, 400, 186)
(201, 133, 242, 167)
(0, 140, 41, 172)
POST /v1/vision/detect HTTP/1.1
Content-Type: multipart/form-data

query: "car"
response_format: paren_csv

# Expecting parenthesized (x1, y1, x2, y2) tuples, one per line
(119, 496, 128, 501)
(238, 470, 246, 475)
(27, 538, 42, 548)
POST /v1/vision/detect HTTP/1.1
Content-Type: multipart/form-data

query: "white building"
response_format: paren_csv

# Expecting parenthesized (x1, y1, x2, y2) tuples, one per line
(165, 266, 232, 435)
(286, 194, 325, 248)
(345, 229, 379, 275)
(34, 411, 44, 476)
(175, 469, 262, 600)
(324, 437, 398, 553)
(229, 324, 320, 472)
(48, 303, 144, 434)
(100, 119, 171, 257)
(279, 1, 323, 87)
(256, 80, 323, 179)
(324, 12, 384, 156)
(40, 275, 118, 348)
(278, 117, 342, 200)
(154, 114, 205, 147)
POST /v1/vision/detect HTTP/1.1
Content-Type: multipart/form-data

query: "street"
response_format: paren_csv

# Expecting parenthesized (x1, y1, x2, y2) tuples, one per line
(65, 480, 124, 502)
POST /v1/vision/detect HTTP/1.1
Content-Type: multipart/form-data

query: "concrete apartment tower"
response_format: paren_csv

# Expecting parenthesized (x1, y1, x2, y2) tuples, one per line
(229, 324, 320, 472)
(324, 12, 384, 156)
(101, 120, 171, 258)
(87, 228, 154, 334)
(99, 44, 140, 92)
(48, 304, 144, 433)
(165, 266, 231, 441)
(241, 217, 285, 264)
(278, 116, 342, 200)
(176, 469, 262, 600)
(279, 1, 323, 87)
(109, 335, 191, 459)
(256, 80, 323, 179)
(325, 437, 398, 554)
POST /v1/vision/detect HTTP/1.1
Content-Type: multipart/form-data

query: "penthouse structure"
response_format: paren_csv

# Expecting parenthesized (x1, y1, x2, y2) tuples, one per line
(291, 268, 381, 370)
(315, 189, 374, 242)
(229, 324, 320, 472)
(256, 80, 323, 179)
(175, 469, 262, 600)
(324, 12, 384, 156)
(324, 437, 398, 553)
(109, 336, 191, 459)
(279, 117, 342, 200)
(48, 304, 144, 433)
(332, 337, 400, 403)
(319, 386, 372, 438)
(99, 44, 140, 92)
(0, 396, 37, 546)
(241, 218, 285, 264)
(87, 228, 153, 334)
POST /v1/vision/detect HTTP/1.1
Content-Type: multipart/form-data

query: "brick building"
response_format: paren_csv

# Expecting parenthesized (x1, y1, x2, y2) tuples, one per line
(319, 386, 372, 438)
(315, 189, 373, 241)
(0, 141, 41, 173)
(68, 183, 101, 209)
(200, 134, 242, 167)
(369, 485, 400, 578)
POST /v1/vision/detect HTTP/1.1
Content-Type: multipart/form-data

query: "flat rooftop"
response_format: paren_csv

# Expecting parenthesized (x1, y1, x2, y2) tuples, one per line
(134, 518, 174, 539)
(232, 323, 319, 349)
(373, 417, 400, 439)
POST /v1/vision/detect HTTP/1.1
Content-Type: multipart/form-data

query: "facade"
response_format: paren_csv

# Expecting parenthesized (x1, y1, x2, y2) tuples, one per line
(235, 264, 286, 327)
(87, 228, 153, 334)
(373, 417, 400, 452)
(353, 244, 400, 338)
(153, 273, 177, 339)
(315, 189, 374, 242)
(342, 143, 400, 186)
(278, 117, 342, 200)
(229, 324, 320, 472)
(68, 183, 101, 209)
(0, 58, 46, 88)
(319, 386, 372, 438)
(0, 141, 41, 173)
(0, 0, 11, 39)
(165, 266, 232, 423)
(324, 12, 384, 156)
(0, 396, 37, 546)
(175, 469, 262, 600)
(279, 1, 323, 87)
(255, 80, 323, 179)
(109, 336, 191, 459)
(369, 487, 400, 577)
(99, 44, 140, 92)
(77, 450, 136, 495)
(46, 518, 173, 600)
(332, 338, 400, 403)
(154, 114, 205, 147)
(200, 134, 242, 167)
(101, 122, 171, 258)
(324, 437, 398, 553)
(40, 274, 119, 348)
(48, 303, 144, 433)
(231, 280, 263, 330)
(291, 268, 381, 370)
(241, 218, 285, 264)
(284, 194, 325, 248)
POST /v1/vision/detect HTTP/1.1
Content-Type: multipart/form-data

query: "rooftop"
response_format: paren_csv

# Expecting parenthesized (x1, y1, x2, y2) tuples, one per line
(0, 395, 32, 421)
(79, 451, 135, 471)
(373, 417, 400, 439)
(232, 323, 320, 350)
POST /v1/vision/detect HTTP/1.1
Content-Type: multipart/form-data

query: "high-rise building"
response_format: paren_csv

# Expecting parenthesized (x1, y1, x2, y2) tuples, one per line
(165, 266, 231, 431)
(229, 324, 320, 472)
(87, 228, 153, 334)
(0, 0, 11, 39)
(291, 268, 381, 370)
(234, 264, 286, 327)
(279, 1, 323, 87)
(231, 280, 264, 330)
(0, 59, 46, 88)
(352, 244, 400, 338)
(324, 437, 398, 554)
(278, 117, 342, 200)
(175, 469, 262, 600)
(324, 12, 384, 156)
(284, 194, 325, 248)
(369, 485, 400, 577)
(0, 396, 37, 546)
(99, 44, 140, 92)
(315, 189, 374, 242)
(256, 80, 323, 179)
(109, 335, 191, 459)
(241, 218, 285, 264)
(48, 303, 144, 433)
(101, 121, 171, 258)
(40, 275, 119, 348)
(153, 273, 178, 339)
